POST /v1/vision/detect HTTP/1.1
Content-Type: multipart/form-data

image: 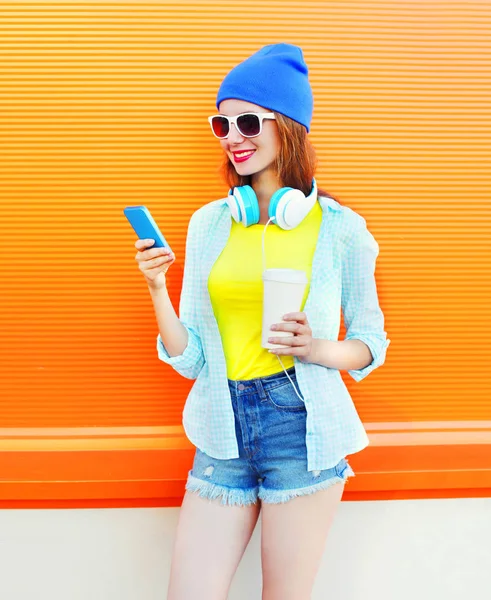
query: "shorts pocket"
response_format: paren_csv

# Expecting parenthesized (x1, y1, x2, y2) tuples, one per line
(264, 380, 306, 412)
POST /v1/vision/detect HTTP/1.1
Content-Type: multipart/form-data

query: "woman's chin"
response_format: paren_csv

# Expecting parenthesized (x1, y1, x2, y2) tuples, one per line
(232, 160, 264, 176)
(233, 163, 255, 176)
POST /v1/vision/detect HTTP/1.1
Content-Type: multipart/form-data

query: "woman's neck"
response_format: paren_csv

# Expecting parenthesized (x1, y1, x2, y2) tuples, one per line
(250, 170, 283, 224)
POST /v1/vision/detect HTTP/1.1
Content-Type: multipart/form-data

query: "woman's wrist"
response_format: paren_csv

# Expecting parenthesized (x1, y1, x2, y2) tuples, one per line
(306, 338, 336, 367)
(147, 279, 167, 294)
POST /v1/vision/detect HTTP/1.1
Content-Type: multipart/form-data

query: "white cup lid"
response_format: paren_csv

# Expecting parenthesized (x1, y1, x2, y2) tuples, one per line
(262, 268, 308, 284)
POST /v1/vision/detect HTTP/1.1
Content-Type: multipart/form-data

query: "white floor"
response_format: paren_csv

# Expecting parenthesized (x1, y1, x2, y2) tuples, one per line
(0, 498, 490, 599)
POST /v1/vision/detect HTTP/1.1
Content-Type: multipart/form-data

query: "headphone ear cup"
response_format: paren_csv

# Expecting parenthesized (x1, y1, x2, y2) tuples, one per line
(269, 187, 293, 227)
(227, 188, 242, 223)
(270, 188, 307, 230)
(270, 179, 318, 230)
(229, 185, 259, 227)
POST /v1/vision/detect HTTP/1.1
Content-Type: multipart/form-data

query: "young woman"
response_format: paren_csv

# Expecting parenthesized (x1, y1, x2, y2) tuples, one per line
(135, 43, 390, 600)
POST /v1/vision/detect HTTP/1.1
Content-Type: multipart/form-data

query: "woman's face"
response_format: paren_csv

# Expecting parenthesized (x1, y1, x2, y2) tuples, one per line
(217, 99, 281, 179)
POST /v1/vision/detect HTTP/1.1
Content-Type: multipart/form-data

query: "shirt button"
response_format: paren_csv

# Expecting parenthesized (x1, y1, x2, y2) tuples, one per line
(238, 384, 246, 390)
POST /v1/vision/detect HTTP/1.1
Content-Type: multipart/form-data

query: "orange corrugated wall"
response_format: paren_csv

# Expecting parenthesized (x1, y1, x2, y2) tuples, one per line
(1, 1, 490, 507)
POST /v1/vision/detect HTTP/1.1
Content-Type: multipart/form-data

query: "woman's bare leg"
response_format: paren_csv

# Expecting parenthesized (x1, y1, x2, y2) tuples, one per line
(261, 482, 345, 600)
(167, 490, 261, 600)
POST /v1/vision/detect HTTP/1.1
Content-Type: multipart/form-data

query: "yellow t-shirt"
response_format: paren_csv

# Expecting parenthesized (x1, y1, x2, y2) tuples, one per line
(208, 199, 323, 381)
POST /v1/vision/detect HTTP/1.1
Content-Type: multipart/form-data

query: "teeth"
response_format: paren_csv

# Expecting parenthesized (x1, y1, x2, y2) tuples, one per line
(236, 151, 254, 158)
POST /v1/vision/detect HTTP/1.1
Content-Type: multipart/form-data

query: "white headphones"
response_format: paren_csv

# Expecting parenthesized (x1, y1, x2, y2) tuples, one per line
(227, 178, 318, 230)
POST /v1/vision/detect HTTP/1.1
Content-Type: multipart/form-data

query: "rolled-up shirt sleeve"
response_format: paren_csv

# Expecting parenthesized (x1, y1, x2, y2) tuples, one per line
(341, 219, 391, 382)
(156, 211, 205, 380)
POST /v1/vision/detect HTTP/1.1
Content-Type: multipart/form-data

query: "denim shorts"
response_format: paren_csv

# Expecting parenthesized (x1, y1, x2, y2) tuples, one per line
(185, 366, 355, 506)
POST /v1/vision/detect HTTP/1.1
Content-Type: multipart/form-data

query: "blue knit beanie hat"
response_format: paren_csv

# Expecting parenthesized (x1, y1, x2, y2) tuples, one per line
(216, 43, 313, 133)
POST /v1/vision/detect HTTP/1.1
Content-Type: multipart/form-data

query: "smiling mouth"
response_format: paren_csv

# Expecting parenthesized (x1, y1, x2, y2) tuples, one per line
(232, 150, 256, 162)
(234, 150, 255, 158)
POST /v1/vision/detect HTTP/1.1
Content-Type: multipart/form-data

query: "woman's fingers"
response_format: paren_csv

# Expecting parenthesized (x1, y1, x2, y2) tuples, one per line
(133, 239, 175, 288)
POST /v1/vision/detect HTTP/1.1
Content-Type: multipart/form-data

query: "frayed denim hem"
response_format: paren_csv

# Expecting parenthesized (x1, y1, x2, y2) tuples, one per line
(186, 474, 259, 507)
(258, 463, 355, 505)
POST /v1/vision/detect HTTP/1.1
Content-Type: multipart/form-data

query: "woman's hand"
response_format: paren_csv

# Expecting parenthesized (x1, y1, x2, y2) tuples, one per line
(267, 312, 315, 363)
(135, 239, 176, 290)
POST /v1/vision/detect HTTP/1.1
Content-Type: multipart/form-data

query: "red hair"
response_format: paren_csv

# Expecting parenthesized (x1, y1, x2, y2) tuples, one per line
(219, 111, 339, 202)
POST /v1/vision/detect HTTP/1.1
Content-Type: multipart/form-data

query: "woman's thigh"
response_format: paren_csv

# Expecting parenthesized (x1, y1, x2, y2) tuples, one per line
(167, 489, 261, 600)
(260, 481, 345, 600)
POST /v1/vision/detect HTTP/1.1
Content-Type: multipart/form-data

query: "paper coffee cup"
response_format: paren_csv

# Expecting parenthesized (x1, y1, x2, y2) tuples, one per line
(262, 268, 308, 349)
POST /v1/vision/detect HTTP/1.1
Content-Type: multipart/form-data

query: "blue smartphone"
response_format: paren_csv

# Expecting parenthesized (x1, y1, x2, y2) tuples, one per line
(123, 205, 172, 252)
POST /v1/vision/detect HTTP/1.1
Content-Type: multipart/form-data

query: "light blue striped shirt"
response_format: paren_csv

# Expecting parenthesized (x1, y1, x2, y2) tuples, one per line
(157, 194, 391, 471)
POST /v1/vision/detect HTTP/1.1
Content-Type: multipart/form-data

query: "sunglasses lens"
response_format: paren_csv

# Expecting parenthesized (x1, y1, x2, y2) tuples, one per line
(211, 116, 229, 138)
(237, 113, 261, 137)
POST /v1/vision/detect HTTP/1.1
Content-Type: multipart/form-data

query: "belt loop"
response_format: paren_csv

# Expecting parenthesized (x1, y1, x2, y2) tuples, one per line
(255, 378, 267, 401)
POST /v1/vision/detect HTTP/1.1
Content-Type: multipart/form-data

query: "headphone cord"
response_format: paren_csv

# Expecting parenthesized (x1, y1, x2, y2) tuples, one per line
(261, 216, 272, 274)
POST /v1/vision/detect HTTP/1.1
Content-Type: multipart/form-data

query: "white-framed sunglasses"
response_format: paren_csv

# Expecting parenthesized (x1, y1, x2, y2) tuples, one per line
(208, 112, 276, 139)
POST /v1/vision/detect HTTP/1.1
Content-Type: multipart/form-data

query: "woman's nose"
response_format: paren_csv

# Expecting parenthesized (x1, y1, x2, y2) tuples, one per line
(227, 122, 244, 143)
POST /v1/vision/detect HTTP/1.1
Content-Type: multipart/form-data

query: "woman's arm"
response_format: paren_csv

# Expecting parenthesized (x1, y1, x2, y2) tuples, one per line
(329, 218, 391, 381)
(154, 210, 206, 380)
(308, 338, 373, 373)
(149, 284, 189, 357)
